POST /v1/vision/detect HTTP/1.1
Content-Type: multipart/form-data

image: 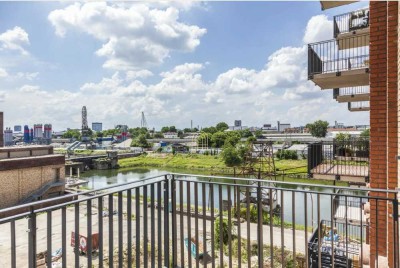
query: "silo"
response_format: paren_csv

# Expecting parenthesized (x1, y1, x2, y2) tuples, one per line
(34, 124, 43, 139)
(4, 128, 13, 146)
(30, 128, 34, 142)
(24, 125, 30, 143)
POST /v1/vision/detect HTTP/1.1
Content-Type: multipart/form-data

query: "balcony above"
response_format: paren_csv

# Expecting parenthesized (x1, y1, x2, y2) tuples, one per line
(334, 8, 369, 49)
(308, 35, 369, 89)
(333, 86, 370, 103)
(320, 1, 359, 10)
(348, 101, 370, 112)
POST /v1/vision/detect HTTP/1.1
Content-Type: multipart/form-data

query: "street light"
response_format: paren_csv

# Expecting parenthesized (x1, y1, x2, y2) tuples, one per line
(304, 188, 314, 232)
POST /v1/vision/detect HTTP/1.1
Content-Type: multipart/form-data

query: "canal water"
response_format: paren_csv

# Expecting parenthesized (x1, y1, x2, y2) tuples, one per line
(80, 168, 362, 227)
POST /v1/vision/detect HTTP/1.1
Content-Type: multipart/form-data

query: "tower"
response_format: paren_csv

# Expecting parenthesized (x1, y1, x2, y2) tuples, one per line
(81, 106, 90, 142)
(140, 111, 147, 128)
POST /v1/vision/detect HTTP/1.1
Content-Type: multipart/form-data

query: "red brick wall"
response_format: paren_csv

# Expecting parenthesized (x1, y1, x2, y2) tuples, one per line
(369, 1, 399, 267)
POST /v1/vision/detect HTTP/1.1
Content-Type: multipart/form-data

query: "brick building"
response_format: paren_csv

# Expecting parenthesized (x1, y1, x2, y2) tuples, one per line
(308, 1, 400, 267)
(0, 146, 65, 209)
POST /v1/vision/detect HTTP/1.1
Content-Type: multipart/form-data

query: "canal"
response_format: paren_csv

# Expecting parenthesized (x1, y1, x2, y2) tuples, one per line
(80, 168, 364, 228)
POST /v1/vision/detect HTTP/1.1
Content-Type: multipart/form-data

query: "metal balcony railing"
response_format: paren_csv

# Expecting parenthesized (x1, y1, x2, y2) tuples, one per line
(334, 86, 370, 98)
(348, 101, 370, 111)
(308, 138, 369, 179)
(0, 173, 398, 268)
(334, 8, 370, 38)
(308, 34, 369, 78)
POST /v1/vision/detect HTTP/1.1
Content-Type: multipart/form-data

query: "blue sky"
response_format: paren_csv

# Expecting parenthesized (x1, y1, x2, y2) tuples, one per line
(0, 1, 369, 131)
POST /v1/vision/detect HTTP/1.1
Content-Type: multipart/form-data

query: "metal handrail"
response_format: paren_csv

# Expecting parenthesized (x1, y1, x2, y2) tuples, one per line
(334, 8, 370, 37)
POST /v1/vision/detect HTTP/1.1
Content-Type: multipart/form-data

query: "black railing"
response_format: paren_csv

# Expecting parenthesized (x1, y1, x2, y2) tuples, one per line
(0, 173, 398, 267)
(308, 138, 369, 180)
(334, 86, 370, 99)
(348, 101, 370, 111)
(308, 35, 369, 78)
(334, 8, 370, 38)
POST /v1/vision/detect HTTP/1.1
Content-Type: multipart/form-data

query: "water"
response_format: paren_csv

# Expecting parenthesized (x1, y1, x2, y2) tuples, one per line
(80, 168, 362, 227)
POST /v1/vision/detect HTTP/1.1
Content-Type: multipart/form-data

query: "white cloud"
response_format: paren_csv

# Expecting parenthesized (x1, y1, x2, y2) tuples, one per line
(126, 70, 153, 80)
(48, 3, 207, 71)
(0, 26, 30, 55)
(0, 91, 5, 102)
(303, 15, 332, 44)
(16, 72, 39, 81)
(0, 68, 8, 78)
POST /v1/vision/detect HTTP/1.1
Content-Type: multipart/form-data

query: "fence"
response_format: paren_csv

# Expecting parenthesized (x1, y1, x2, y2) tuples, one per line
(0, 173, 398, 267)
(308, 34, 370, 78)
(334, 8, 370, 38)
(308, 138, 369, 180)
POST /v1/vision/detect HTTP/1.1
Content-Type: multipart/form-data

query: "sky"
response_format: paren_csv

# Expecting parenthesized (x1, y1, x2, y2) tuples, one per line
(0, 1, 369, 131)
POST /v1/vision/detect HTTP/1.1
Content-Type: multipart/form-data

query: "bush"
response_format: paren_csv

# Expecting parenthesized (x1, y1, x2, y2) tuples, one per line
(215, 218, 235, 246)
(276, 149, 298, 160)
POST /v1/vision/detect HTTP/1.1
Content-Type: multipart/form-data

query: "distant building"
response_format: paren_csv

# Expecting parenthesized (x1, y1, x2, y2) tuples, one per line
(4, 128, 13, 146)
(234, 120, 242, 127)
(164, 132, 178, 139)
(262, 123, 278, 132)
(14, 125, 22, 132)
(277, 121, 291, 132)
(0, 146, 65, 209)
(92, 122, 103, 132)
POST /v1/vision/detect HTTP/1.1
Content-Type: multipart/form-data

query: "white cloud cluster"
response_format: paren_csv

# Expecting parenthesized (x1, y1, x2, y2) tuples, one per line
(0, 68, 7, 78)
(0, 26, 30, 55)
(48, 2, 207, 71)
(303, 14, 333, 44)
(1, 12, 368, 129)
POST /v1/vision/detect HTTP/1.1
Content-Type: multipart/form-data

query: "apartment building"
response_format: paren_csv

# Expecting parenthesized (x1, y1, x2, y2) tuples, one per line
(309, 1, 399, 267)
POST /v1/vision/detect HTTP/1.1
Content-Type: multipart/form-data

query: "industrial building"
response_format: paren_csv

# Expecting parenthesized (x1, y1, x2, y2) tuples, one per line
(13, 125, 21, 132)
(3, 128, 13, 146)
(0, 145, 65, 209)
(92, 122, 102, 132)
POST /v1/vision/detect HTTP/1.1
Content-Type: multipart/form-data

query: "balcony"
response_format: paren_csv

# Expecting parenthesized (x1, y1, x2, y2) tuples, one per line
(308, 138, 369, 184)
(348, 101, 370, 112)
(320, 1, 359, 11)
(333, 86, 370, 103)
(334, 8, 370, 49)
(308, 35, 369, 89)
(0, 173, 398, 267)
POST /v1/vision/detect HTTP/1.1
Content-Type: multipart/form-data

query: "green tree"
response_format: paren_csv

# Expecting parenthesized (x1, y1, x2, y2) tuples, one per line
(254, 129, 263, 138)
(202, 126, 217, 134)
(224, 131, 241, 147)
(161, 126, 170, 133)
(239, 129, 253, 138)
(306, 120, 329, 138)
(169, 126, 177, 133)
(131, 134, 149, 148)
(183, 128, 192, 133)
(215, 122, 229, 132)
(153, 132, 164, 138)
(360, 128, 370, 137)
(221, 145, 242, 167)
(211, 131, 228, 148)
(62, 129, 81, 139)
(197, 132, 212, 147)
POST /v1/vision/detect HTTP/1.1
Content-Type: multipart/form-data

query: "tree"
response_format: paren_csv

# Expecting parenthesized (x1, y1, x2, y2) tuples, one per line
(183, 128, 192, 133)
(306, 120, 329, 138)
(131, 134, 149, 148)
(202, 126, 217, 134)
(221, 145, 242, 167)
(224, 131, 241, 147)
(197, 133, 212, 148)
(211, 131, 227, 148)
(62, 129, 81, 139)
(360, 128, 370, 137)
(161, 126, 170, 133)
(216, 122, 229, 132)
(239, 129, 253, 138)
(254, 129, 263, 138)
(153, 132, 164, 138)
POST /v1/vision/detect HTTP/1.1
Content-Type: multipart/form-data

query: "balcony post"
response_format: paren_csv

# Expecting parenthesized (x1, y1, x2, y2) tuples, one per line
(257, 181, 263, 267)
(171, 174, 177, 267)
(392, 196, 399, 267)
(163, 175, 170, 267)
(28, 206, 37, 268)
